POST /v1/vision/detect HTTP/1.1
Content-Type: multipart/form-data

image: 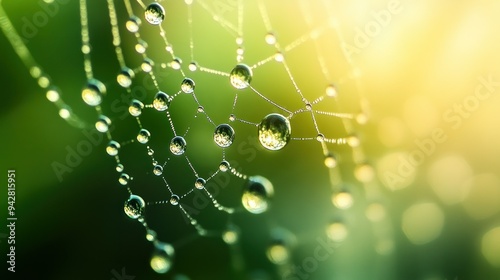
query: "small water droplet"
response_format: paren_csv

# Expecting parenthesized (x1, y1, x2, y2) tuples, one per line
(170, 57, 182, 70)
(46, 88, 59, 102)
(197, 106, 204, 113)
(222, 225, 239, 245)
(170, 194, 180, 205)
(153, 91, 170, 111)
(265, 32, 276, 45)
(258, 113, 291, 151)
(229, 114, 235, 122)
(150, 242, 175, 274)
(195, 177, 206, 189)
(332, 191, 354, 209)
(129, 99, 144, 117)
(188, 61, 198, 71)
(214, 124, 235, 148)
(316, 133, 325, 142)
(236, 37, 243, 45)
(119, 173, 130, 185)
(135, 40, 148, 53)
(219, 160, 230, 172)
(145, 2, 165, 25)
(142, 58, 154, 72)
(95, 115, 111, 133)
(124, 194, 146, 219)
(324, 153, 337, 168)
(230, 64, 252, 89)
(326, 84, 337, 97)
(146, 229, 157, 241)
(153, 165, 163, 176)
(126, 15, 141, 32)
(169, 136, 187, 155)
(137, 129, 151, 144)
(82, 79, 106, 106)
(106, 141, 121, 156)
(181, 78, 195, 93)
(116, 164, 124, 172)
(274, 52, 284, 62)
(242, 175, 274, 214)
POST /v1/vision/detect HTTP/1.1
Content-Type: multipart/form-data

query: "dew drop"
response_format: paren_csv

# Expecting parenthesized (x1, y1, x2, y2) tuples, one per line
(229, 114, 235, 122)
(197, 106, 204, 113)
(150, 242, 175, 274)
(242, 175, 274, 214)
(170, 57, 182, 70)
(195, 177, 206, 189)
(106, 141, 121, 156)
(332, 191, 354, 209)
(219, 160, 230, 172)
(170, 136, 187, 155)
(124, 194, 146, 219)
(222, 225, 239, 245)
(82, 79, 106, 106)
(135, 40, 148, 53)
(142, 58, 154, 72)
(230, 64, 252, 89)
(126, 16, 141, 33)
(235, 37, 243, 45)
(137, 129, 151, 144)
(265, 32, 277, 45)
(116, 164, 124, 172)
(324, 153, 337, 168)
(119, 173, 130, 185)
(170, 194, 180, 205)
(266, 242, 290, 265)
(95, 115, 111, 133)
(188, 61, 198, 71)
(326, 221, 348, 242)
(129, 99, 144, 117)
(117, 67, 134, 88)
(145, 2, 165, 25)
(326, 84, 337, 97)
(274, 52, 284, 62)
(146, 229, 157, 242)
(46, 88, 60, 102)
(236, 47, 244, 55)
(316, 133, 325, 142)
(153, 91, 170, 111)
(181, 78, 195, 94)
(214, 124, 235, 148)
(258, 113, 291, 151)
(153, 165, 163, 176)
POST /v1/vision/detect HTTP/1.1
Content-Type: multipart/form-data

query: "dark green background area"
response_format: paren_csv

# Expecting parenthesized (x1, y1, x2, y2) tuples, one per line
(1, 0, 500, 280)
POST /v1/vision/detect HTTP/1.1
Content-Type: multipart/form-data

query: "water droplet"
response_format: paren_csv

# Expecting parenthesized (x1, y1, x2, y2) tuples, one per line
(165, 44, 173, 53)
(135, 40, 148, 53)
(95, 115, 111, 133)
(219, 160, 230, 172)
(354, 163, 375, 183)
(236, 37, 243, 45)
(82, 79, 106, 106)
(197, 106, 204, 113)
(126, 16, 141, 32)
(145, 2, 165, 25)
(265, 32, 276, 45)
(324, 153, 337, 168)
(124, 194, 146, 219)
(119, 173, 130, 185)
(116, 164, 124, 172)
(274, 52, 284, 62)
(129, 99, 144, 117)
(188, 61, 198, 71)
(181, 78, 195, 93)
(316, 133, 325, 142)
(117, 67, 134, 88)
(142, 58, 154, 72)
(305, 103, 312, 111)
(242, 175, 274, 214)
(146, 229, 157, 242)
(230, 64, 252, 89)
(137, 129, 151, 144)
(347, 134, 360, 147)
(222, 225, 239, 245)
(170, 136, 187, 155)
(258, 113, 291, 151)
(170, 57, 182, 70)
(326, 221, 348, 242)
(153, 91, 170, 111)
(326, 84, 337, 97)
(106, 141, 121, 156)
(150, 242, 175, 274)
(147, 147, 154, 156)
(195, 178, 206, 189)
(170, 194, 180, 205)
(46, 88, 59, 102)
(332, 191, 354, 209)
(214, 124, 235, 148)
(266, 242, 290, 265)
(153, 165, 163, 176)
(236, 47, 244, 55)
(58, 107, 71, 119)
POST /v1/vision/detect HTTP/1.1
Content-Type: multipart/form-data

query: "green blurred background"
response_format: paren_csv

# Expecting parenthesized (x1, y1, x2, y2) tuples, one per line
(1, 0, 500, 279)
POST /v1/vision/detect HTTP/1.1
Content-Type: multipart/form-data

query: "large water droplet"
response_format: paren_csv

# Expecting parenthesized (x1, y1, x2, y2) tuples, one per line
(153, 91, 170, 111)
(82, 79, 106, 106)
(258, 113, 291, 151)
(180, 78, 195, 94)
(124, 194, 146, 219)
(145, 2, 165, 25)
(214, 124, 235, 148)
(170, 136, 187, 155)
(150, 242, 175, 274)
(242, 175, 274, 214)
(230, 64, 252, 89)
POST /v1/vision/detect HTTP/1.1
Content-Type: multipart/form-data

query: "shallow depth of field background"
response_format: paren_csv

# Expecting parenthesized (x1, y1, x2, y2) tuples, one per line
(1, 0, 500, 279)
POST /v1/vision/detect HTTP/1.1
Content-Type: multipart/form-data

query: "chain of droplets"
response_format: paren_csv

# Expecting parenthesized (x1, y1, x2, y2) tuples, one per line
(0, 0, 394, 276)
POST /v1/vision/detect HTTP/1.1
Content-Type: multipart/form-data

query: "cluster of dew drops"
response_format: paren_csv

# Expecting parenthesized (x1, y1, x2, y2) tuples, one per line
(83, 2, 304, 274)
